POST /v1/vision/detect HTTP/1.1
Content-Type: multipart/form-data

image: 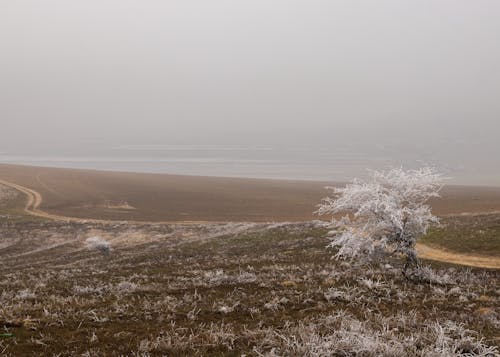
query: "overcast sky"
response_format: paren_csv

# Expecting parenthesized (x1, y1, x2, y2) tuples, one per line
(1, 1, 499, 181)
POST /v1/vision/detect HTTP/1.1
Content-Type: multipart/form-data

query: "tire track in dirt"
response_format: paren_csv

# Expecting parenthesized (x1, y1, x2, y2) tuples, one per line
(1, 178, 499, 269)
(415, 243, 500, 269)
(0, 179, 72, 222)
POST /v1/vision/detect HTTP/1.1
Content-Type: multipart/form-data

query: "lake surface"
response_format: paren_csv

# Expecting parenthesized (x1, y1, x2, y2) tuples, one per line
(1, 145, 498, 186)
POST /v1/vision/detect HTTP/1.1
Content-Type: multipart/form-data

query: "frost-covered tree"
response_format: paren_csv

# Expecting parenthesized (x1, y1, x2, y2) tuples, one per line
(317, 167, 444, 275)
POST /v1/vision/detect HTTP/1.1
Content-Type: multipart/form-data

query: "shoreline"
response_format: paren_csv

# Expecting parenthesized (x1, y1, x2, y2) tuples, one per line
(2, 161, 499, 188)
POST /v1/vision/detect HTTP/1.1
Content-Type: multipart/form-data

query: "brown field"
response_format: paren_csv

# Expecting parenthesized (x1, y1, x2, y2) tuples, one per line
(0, 164, 499, 355)
(1, 163, 500, 222)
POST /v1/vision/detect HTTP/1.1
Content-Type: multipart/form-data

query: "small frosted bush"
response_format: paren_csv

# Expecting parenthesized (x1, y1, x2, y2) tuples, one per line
(85, 236, 112, 255)
(15, 289, 36, 300)
(114, 281, 138, 294)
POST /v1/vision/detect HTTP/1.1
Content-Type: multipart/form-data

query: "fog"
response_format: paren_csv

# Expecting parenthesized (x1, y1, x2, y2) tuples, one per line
(1, 1, 499, 184)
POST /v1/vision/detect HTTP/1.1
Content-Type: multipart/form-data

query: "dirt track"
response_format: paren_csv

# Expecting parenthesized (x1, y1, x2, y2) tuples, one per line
(416, 243, 500, 269)
(0, 179, 53, 220)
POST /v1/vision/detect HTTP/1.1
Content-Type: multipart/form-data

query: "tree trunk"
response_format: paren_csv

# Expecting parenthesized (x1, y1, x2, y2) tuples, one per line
(402, 249, 420, 278)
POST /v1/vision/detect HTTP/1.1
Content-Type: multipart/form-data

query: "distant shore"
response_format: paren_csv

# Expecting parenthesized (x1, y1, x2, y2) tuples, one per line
(1, 163, 500, 222)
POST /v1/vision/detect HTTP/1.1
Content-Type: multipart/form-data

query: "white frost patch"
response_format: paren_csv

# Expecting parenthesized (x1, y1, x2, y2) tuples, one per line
(114, 281, 138, 294)
(15, 289, 36, 300)
(85, 236, 112, 254)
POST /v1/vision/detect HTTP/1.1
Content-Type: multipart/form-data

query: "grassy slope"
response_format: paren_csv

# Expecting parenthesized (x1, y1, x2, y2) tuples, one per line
(0, 190, 499, 354)
(2, 181, 499, 258)
(3, 183, 498, 258)
(0, 219, 498, 355)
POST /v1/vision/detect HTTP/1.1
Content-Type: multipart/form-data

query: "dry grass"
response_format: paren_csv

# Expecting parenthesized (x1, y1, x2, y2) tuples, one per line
(1, 176, 499, 355)
(0, 215, 498, 356)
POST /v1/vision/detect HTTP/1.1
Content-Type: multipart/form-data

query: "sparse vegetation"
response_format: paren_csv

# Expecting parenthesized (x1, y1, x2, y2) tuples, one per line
(0, 216, 498, 355)
(1, 180, 499, 355)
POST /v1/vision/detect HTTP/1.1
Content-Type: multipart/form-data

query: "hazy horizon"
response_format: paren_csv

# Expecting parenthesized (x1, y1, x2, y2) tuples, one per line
(1, 148, 498, 187)
(1, 1, 500, 185)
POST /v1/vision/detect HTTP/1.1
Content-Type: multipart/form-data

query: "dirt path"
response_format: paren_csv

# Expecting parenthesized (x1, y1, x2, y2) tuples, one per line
(0, 179, 56, 220)
(1, 179, 499, 269)
(415, 243, 500, 269)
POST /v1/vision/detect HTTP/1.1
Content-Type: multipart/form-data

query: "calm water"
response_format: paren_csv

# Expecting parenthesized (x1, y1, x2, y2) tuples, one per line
(1, 145, 498, 186)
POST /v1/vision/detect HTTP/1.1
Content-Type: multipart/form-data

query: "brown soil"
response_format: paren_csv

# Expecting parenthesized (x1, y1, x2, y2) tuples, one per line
(2, 163, 500, 222)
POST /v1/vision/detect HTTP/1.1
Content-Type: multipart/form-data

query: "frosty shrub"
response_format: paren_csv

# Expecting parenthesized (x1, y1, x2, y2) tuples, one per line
(317, 167, 444, 276)
(85, 236, 112, 255)
(114, 281, 138, 294)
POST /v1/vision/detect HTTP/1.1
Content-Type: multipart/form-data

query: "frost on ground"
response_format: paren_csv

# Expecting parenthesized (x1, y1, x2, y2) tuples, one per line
(0, 184, 18, 204)
(0, 218, 498, 356)
(0, 185, 19, 217)
(85, 236, 112, 255)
